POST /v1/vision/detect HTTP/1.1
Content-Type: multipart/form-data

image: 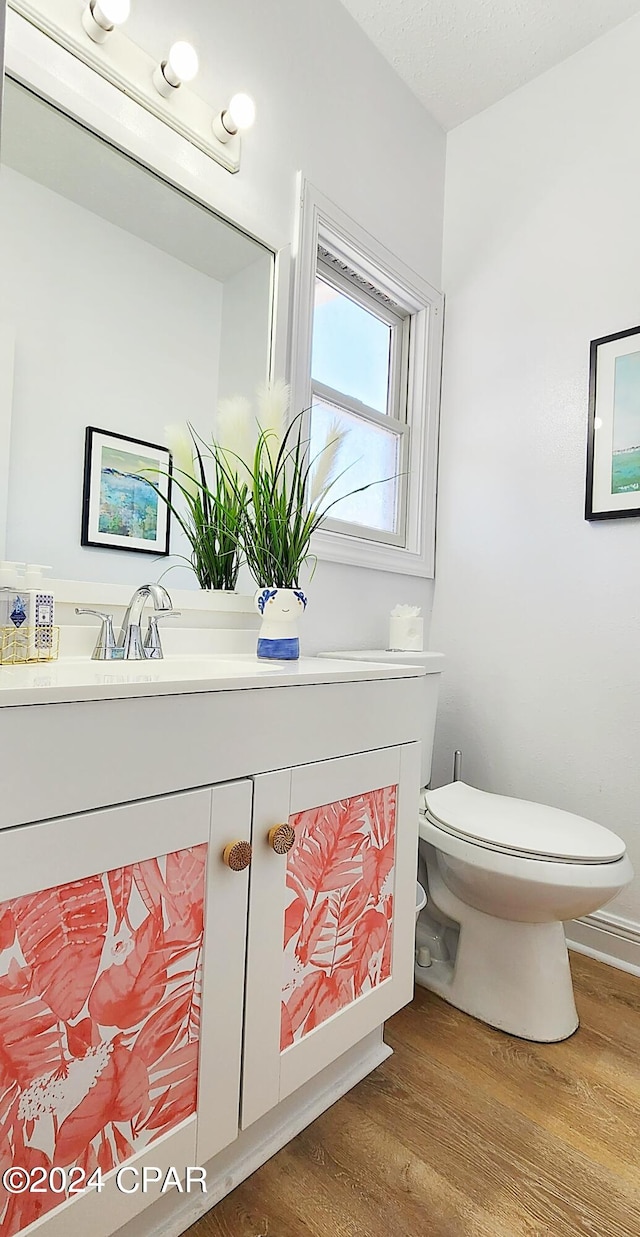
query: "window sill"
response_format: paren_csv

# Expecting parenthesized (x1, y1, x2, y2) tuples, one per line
(310, 527, 434, 578)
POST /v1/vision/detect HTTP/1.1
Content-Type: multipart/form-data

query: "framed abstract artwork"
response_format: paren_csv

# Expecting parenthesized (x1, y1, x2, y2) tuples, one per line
(81, 427, 172, 554)
(586, 325, 640, 520)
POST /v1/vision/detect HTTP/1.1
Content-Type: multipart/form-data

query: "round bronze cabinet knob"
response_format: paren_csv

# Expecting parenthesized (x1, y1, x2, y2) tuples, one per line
(222, 840, 252, 871)
(268, 823, 296, 854)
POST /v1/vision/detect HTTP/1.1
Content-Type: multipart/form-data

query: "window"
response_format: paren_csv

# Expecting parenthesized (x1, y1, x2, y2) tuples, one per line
(309, 257, 409, 544)
(291, 180, 443, 577)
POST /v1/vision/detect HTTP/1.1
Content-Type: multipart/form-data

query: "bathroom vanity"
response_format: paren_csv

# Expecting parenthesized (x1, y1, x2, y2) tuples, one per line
(0, 654, 442, 1237)
(0, 10, 445, 1234)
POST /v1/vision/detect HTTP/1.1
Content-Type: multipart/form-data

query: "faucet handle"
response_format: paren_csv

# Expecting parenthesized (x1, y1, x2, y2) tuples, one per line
(144, 610, 181, 660)
(75, 608, 116, 661)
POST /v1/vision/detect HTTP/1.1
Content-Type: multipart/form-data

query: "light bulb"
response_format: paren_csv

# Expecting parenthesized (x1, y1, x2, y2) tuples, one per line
(212, 93, 256, 143)
(167, 41, 199, 83)
(82, 0, 130, 43)
(227, 93, 256, 131)
(95, 0, 130, 24)
(153, 40, 199, 96)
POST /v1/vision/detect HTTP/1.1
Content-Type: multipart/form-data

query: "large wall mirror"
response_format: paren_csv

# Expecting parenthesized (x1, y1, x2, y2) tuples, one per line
(0, 78, 274, 587)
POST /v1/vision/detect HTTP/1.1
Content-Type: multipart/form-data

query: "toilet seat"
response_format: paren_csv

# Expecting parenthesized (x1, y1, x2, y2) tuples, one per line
(424, 781, 625, 865)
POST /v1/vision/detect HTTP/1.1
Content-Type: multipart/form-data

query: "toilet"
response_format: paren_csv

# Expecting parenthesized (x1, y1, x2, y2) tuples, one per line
(419, 780, 633, 1041)
(325, 649, 634, 1043)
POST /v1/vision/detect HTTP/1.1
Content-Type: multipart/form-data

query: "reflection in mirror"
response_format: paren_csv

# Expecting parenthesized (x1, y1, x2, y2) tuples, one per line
(0, 79, 274, 587)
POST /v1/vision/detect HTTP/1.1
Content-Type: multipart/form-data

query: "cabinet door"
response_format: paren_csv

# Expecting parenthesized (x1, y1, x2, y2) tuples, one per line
(242, 743, 420, 1128)
(0, 781, 251, 1237)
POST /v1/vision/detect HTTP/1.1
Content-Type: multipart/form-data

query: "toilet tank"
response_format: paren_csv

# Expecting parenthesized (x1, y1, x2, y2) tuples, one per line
(318, 649, 445, 788)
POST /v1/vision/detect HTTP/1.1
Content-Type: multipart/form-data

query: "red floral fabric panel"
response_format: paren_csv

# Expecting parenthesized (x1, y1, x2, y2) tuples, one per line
(281, 786, 396, 1050)
(0, 844, 207, 1234)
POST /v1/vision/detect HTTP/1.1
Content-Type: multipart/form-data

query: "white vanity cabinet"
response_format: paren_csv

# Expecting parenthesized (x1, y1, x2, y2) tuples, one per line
(0, 782, 252, 1237)
(0, 661, 431, 1237)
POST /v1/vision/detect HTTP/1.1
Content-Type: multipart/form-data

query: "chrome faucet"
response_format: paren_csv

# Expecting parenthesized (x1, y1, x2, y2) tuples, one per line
(118, 583, 174, 659)
(77, 583, 177, 661)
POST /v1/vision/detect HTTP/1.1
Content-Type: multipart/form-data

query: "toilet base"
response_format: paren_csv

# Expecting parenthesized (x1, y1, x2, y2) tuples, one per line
(415, 907, 579, 1042)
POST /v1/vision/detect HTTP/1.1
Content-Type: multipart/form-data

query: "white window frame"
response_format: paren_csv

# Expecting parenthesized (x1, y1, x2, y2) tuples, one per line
(290, 177, 443, 578)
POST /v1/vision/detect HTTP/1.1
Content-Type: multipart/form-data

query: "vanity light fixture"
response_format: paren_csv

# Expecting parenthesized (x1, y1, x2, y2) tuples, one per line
(152, 41, 199, 98)
(212, 92, 256, 143)
(9, 0, 251, 172)
(81, 0, 130, 45)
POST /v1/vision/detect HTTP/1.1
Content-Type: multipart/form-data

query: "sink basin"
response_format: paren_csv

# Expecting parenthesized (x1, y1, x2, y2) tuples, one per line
(58, 655, 276, 682)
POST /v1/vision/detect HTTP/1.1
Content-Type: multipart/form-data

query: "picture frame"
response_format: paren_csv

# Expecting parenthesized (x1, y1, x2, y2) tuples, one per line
(81, 427, 172, 554)
(586, 325, 640, 521)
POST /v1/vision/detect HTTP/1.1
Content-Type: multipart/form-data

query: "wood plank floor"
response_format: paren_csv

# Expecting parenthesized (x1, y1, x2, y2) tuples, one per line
(195, 952, 640, 1237)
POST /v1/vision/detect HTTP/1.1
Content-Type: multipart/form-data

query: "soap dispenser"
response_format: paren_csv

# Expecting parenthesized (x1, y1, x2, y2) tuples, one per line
(0, 561, 28, 625)
(25, 565, 55, 659)
(0, 562, 29, 662)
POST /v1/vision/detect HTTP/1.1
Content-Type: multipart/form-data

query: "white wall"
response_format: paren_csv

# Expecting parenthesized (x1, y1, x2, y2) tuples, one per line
(0, 165, 225, 586)
(0, 324, 13, 558)
(87, 0, 446, 650)
(432, 14, 640, 926)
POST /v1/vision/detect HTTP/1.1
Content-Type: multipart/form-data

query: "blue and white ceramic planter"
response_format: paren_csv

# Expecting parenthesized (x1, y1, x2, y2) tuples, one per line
(255, 587, 307, 661)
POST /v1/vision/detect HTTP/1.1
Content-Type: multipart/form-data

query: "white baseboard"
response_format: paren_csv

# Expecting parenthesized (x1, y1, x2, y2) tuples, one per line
(566, 910, 640, 978)
(116, 1029, 392, 1237)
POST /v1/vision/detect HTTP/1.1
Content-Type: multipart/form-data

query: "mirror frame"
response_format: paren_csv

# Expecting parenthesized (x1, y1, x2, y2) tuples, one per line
(0, 4, 292, 557)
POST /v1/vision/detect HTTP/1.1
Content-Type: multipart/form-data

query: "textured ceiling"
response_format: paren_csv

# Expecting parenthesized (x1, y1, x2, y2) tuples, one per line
(339, 0, 640, 129)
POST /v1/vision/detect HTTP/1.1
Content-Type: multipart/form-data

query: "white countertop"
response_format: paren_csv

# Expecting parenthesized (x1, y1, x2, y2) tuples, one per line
(318, 649, 445, 671)
(0, 653, 427, 707)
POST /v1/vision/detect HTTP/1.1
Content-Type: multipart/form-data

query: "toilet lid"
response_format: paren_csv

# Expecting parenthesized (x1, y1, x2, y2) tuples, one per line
(424, 782, 626, 863)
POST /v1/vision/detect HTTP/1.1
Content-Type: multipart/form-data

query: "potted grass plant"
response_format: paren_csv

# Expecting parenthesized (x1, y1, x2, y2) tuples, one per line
(214, 381, 380, 661)
(157, 423, 248, 591)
